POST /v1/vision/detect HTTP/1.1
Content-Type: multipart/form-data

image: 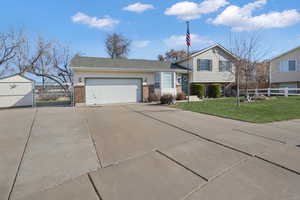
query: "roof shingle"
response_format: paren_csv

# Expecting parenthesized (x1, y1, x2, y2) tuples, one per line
(71, 56, 188, 72)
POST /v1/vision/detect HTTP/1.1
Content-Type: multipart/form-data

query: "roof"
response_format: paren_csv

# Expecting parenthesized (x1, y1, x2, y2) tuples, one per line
(0, 73, 34, 82)
(71, 56, 189, 72)
(176, 44, 237, 64)
(270, 46, 300, 61)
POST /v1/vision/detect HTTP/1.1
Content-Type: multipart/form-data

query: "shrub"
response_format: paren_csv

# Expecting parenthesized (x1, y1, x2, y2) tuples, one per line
(148, 93, 160, 102)
(207, 84, 221, 98)
(191, 84, 205, 98)
(160, 94, 175, 105)
(176, 92, 186, 100)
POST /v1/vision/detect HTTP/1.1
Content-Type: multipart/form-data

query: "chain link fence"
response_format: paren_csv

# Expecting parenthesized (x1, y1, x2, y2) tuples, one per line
(34, 83, 74, 107)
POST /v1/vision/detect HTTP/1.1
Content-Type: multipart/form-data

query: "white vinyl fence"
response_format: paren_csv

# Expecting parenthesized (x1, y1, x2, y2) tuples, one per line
(246, 88, 300, 97)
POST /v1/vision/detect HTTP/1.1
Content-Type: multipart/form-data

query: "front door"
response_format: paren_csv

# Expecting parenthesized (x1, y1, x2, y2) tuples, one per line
(181, 74, 188, 95)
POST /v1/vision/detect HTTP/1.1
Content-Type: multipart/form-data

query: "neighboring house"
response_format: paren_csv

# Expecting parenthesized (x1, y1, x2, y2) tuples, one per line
(0, 74, 34, 108)
(71, 44, 236, 105)
(270, 46, 300, 88)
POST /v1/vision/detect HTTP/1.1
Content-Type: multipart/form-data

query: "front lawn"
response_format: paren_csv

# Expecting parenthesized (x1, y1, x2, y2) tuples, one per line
(175, 96, 300, 123)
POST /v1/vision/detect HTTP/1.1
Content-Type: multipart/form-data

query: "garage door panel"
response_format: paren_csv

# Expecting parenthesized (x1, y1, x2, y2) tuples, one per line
(86, 79, 142, 105)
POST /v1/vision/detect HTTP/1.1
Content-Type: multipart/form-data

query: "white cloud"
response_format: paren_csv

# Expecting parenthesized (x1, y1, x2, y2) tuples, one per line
(132, 40, 150, 48)
(71, 12, 119, 30)
(165, 0, 229, 20)
(210, 0, 300, 31)
(164, 34, 213, 48)
(123, 2, 154, 13)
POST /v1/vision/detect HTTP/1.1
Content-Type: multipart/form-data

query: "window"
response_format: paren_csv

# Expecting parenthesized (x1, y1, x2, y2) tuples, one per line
(176, 74, 182, 85)
(154, 73, 160, 88)
(162, 72, 174, 89)
(279, 60, 296, 72)
(279, 84, 297, 89)
(219, 61, 232, 72)
(289, 60, 296, 71)
(197, 59, 212, 71)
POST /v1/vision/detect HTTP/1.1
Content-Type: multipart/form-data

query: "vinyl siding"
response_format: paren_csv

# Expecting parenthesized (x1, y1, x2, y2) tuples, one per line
(190, 48, 235, 83)
(270, 47, 300, 83)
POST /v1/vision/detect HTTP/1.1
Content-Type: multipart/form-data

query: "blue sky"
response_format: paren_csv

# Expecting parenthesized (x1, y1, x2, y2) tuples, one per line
(1, 0, 299, 60)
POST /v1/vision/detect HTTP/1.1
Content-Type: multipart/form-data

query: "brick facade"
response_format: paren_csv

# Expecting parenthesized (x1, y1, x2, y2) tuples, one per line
(176, 85, 183, 94)
(74, 86, 85, 104)
(142, 85, 149, 102)
(142, 85, 155, 102)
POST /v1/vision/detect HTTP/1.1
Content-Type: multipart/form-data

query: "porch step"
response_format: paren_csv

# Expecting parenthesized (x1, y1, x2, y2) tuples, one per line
(188, 96, 200, 102)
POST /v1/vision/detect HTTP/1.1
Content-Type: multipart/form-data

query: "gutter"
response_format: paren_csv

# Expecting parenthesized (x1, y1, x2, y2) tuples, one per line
(71, 66, 188, 73)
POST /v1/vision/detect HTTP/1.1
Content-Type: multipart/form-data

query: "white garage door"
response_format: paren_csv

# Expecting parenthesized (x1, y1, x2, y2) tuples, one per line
(86, 78, 142, 105)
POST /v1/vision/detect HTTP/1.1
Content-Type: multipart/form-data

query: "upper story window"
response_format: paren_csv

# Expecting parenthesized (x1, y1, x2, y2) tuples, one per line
(288, 60, 296, 71)
(279, 60, 296, 72)
(197, 59, 212, 71)
(162, 72, 174, 89)
(219, 61, 232, 72)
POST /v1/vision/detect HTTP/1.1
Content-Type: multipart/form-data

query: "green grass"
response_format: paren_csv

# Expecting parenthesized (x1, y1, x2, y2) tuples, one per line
(175, 96, 300, 123)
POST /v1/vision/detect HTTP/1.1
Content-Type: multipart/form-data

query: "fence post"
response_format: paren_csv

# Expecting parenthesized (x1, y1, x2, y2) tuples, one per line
(255, 88, 258, 96)
(267, 88, 271, 97)
(284, 87, 288, 97)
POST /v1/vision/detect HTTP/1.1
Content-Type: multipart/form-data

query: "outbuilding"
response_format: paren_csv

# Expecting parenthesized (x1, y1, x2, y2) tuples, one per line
(0, 74, 34, 108)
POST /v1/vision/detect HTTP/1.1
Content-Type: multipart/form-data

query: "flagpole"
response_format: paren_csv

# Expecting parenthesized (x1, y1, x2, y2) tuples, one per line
(186, 21, 190, 103)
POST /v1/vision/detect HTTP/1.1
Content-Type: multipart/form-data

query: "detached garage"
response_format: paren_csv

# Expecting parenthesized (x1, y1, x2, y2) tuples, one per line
(71, 56, 187, 105)
(0, 74, 34, 108)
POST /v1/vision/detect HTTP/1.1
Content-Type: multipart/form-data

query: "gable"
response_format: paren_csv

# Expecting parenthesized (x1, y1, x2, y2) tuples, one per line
(176, 44, 236, 64)
(192, 47, 234, 62)
(0, 74, 33, 83)
(271, 46, 300, 62)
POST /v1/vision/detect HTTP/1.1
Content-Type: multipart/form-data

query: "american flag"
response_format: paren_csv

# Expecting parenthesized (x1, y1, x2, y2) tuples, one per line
(186, 22, 191, 47)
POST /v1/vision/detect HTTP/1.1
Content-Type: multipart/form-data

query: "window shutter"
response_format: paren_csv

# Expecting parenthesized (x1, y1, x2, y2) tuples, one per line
(197, 59, 201, 71)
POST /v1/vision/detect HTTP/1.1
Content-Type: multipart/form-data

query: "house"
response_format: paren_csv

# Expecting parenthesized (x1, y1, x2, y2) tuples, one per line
(0, 74, 34, 108)
(176, 44, 236, 95)
(71, 44, 236, 105)
(270, 46, 300, 88)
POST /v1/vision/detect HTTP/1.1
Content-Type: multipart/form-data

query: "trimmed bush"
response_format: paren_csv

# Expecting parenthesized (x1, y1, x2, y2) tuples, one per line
(160, 94, 175, 105)
(207, 84, 221, 98)
(176, 92, 186, 100)
(191, 84, 205, 98)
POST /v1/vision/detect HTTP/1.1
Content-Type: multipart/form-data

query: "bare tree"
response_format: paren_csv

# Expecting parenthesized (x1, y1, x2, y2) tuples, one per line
(158, 49, 187, 62)
(11, 35, 73, 92)
(228, 32, 267, 106)
(255, 61, 270, 88)
(0, 30, 24, 76)
(28, 38, 73, 92)
(13, 35, 49, 74)
(105, 33, 131, 59)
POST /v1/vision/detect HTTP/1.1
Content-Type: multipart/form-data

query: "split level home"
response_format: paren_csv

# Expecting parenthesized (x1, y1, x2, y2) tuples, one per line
(71, 44, 236, 105)
(270, 46, 300, 88)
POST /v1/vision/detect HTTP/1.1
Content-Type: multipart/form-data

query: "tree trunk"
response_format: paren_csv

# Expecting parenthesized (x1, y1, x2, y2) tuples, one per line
(236, 72, 240, 106)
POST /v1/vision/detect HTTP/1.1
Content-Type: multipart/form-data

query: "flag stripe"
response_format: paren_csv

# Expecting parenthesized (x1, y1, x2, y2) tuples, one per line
(186, 23, 191, 47)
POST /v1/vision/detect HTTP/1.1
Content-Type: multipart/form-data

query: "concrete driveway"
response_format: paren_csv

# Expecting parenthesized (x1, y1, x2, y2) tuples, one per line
(0, 104, 299, 200)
